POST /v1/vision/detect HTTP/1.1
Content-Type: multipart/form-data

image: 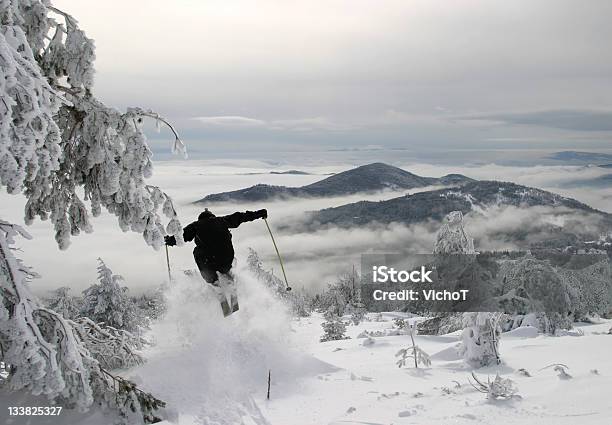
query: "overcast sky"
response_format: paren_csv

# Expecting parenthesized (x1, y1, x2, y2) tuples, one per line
(53, 0, 612, 155)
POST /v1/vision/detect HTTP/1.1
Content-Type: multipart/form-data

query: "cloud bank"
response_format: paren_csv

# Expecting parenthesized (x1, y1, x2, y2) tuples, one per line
(3, 159, 609, 295)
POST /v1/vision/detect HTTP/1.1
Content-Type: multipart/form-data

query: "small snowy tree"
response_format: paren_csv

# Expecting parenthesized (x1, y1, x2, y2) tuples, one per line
(497, 256, 573, 333)
(431, 211, 502, 366)
(433, 211, 476, 255)
(81, 259, 139, 332)
(348, 304, 366, 325)
(314, 268, 361, 317)
(320, 310, 350, 342)
(459, 312, 502, 367)
(395, 324, 431, 368)
(419, 211, 477, 335)
(45, 286, 81, 320)
(247, 248, 311, 317)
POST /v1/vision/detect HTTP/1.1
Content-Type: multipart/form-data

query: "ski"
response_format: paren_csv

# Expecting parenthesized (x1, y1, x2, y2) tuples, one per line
(214, 273, 239, 317)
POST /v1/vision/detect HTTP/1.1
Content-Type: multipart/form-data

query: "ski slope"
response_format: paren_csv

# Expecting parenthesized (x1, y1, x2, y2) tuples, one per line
(4, 270, 610, 425)
(135, 270, 612, 425)
(260, 314, 612, 425)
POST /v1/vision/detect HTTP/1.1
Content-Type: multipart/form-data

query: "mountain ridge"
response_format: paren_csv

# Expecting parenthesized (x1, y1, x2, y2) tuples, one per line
(303, 180, 611, 229)
(547, 151, 612, 164)
(196, 163, 474, 203)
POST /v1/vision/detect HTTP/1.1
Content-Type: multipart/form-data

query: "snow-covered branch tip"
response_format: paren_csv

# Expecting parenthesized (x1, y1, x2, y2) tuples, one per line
(135, 109, 187, 159)
(538, 363, 572, 379)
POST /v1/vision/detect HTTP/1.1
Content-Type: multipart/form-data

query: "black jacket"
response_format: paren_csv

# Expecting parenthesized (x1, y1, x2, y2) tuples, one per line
(179, 211, 263, 268)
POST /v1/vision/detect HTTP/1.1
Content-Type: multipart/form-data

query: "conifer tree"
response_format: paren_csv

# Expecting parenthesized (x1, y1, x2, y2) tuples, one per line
(1, 2, 178, 420)
(45, 286, 81, 320)
(320, 310, 350, 342)
(81, 259, 138, 332)
(434, 211, 501, 366)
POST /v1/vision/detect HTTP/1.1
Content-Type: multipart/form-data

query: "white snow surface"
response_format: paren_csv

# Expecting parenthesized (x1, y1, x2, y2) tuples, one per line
(3, 273, 612, 424)
(129, 268, 338, 425)
(135, 277, 612, 425)
(258, 316, 612, 425)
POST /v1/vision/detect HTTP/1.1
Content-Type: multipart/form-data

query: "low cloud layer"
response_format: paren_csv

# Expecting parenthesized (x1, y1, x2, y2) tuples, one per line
(2, 160, 609, 296)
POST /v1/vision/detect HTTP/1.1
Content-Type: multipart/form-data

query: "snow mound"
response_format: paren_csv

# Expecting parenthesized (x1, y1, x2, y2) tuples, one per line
(130, 267, 335, 424)
(430, 344, 462, 361)
(503, 326, 539, 338)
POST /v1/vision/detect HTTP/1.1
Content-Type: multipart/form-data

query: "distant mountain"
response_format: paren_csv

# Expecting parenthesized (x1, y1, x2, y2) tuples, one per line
(270, 170, 311, 175)
(547, 151, 612, 164)
(196, 163, 474, 203)
(303, 180, 611, 230)
(241, 170, 313, 176)
(562, 173, 612, 188)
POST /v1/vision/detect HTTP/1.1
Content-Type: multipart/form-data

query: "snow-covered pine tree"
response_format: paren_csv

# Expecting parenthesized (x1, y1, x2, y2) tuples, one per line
(341, 266, 366, 325)
(81, 258, 139, 332)
(418, 211, 476, 335)
(459, 312, 502, 367)
(0, 220, 164, 422)
(433, 211, 476, 255)
(433, 211, 501, 366)
(45, 286, 81, 320)
(1, 1, 186, 250)
(247, 248, 287, 296)
(1, 1, 184, 421)
(247, 248, 311, 317)
(320, 310, 350, 342)
(496, 255, 573, 333)
(314, 268, 363, 316)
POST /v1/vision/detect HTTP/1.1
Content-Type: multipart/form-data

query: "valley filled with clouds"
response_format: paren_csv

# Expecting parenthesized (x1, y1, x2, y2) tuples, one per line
(2, 154, 610, 294)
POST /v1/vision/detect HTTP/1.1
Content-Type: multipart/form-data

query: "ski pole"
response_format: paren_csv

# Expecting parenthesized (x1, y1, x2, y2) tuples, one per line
(263, 218, 292, 291)
(165, 244, 172, 283)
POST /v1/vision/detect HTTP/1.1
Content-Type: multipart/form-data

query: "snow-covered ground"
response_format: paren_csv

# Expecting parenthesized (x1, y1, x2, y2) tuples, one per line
(137, 272, 612, 425)
(2, 265, 611, 425)
(260, 316, 612, 425)
(2, 160, 612, 425)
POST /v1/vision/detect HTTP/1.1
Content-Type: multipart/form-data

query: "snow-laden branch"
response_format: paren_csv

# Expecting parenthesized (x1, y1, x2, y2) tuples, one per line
(1, 0, 187, 250)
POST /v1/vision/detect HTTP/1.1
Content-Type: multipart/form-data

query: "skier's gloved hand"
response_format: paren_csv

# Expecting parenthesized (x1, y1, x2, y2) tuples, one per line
(256, 209, 268, 219)
(164, 235, 177, 246)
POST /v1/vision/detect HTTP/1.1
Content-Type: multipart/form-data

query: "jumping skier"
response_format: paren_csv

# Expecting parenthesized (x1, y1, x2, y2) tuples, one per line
(164, 208, 268, 315)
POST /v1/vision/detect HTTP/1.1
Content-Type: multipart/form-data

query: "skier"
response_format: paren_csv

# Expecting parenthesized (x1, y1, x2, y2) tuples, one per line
(164, 208, 268, 315)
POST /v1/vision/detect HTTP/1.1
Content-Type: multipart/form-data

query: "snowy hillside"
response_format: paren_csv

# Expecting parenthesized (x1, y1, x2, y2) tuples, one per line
(19, 270, 609, 425)
(4, 306, 612, 424)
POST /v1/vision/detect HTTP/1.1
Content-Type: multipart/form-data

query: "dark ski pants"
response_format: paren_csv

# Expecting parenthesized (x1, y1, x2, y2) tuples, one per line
(193, 246, 232, 284)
